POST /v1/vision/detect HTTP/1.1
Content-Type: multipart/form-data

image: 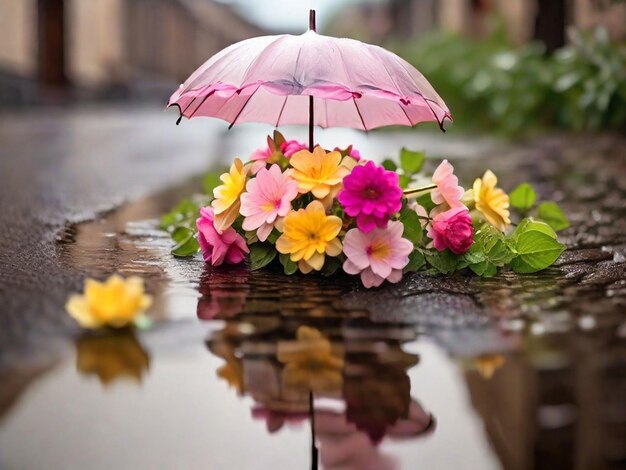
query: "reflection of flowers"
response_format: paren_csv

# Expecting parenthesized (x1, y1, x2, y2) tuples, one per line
(196, 265, 249, 320)
(75, 331, 150, 386)
(217, 356, 244, 395)
(66, 274, 152, 329)
(277, 326, 344, 393)
(251, 406, 308, 434)
(473, 354, 505, 379)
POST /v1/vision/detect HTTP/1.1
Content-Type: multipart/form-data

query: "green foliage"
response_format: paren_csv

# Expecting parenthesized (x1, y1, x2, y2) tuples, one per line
(537, 201, 570, 231)
(382, 159, 398, 171)
(279, 253, 298, 275)
(395, 26, 626, 135)
(403, 250, 426, 273)
(510, 220, 565, 273)
(425, 249, 461, 274)
(465, 225, 515, 277)
(170, 228, 200, 257)
(321, 256, 342, 277)
(509, 183, 537, 211)
(160, 198, 200, 232)
(249, 242, 276, 270)
(399, 207, 423, 244)
(399, 148, 425, 175)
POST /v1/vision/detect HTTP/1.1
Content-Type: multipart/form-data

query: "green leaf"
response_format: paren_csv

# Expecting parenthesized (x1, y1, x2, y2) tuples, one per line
(399, 148, 425, 175)
(171, 234, 200, 257)
(244, 231, 258, 245)
(171, 226, 194, 244)
(399, 207, 423, 244)
(537, 202, 570, 231)
(509, 183, 537, 211)
(273, 130, 286, 148)
(403, 250, 426, 273)
(425, 249, 460, 274)
(465, 224, 514, 277)
(266, 229, 280, 244)
(203, 172, 222, 195)
(279, 253, 298, 275)
(512, 218, 557, 241)
(249, 243, 277, 270)
(321, 256, 342, 277)
(415, 192, 436, 212)
(398, 174, 412, 189)
(382, 159, 398, 172)
(510, 230, 565, 273)
(160, 198, 199, 231)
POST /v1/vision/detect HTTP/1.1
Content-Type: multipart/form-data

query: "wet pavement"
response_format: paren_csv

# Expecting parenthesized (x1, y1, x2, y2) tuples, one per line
(0, 106, 625, 469)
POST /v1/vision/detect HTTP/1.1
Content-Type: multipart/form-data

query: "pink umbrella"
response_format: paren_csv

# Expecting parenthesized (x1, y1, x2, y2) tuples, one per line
(168, 10, 452, 150)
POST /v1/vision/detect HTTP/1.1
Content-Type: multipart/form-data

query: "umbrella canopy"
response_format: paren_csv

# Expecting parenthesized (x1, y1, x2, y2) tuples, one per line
(168, 11, 451, 141)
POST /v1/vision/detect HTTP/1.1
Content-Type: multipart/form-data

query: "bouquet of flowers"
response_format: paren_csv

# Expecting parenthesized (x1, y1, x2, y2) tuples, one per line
(161, 131, 569, 288)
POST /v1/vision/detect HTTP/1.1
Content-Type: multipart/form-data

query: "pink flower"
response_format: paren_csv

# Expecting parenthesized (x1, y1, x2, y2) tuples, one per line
(338, 161, 403, 233)
(240, 164, 298, 241)
(343, 221, 413, 288)
(427, 206, 474, 254)
(196, 207, 249, 266)
(431, 160, 464, 208)
(249, 146, 272, 174)
(280, 140, 308, 157)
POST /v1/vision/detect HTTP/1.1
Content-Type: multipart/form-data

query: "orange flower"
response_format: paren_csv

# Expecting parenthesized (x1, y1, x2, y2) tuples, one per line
(289, 146, 350, 199)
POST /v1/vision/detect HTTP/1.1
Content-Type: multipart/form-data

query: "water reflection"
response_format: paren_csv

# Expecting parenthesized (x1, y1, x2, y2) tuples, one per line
(203, 272, 436, 469)
(74, 330, 150, 386)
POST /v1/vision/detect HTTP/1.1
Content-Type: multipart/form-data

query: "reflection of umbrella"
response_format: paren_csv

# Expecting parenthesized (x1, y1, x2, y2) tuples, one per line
(168, 10, 451, 150)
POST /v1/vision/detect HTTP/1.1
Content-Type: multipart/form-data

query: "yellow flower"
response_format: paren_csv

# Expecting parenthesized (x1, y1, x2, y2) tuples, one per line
(275, 200, 343, 274)
(212, 158, 247, 232)
(75, 331, 150, 385)
(289, 146, 350, 199)
(277, 326, 344, 393)
(66, 275, 152, 329)
(473, 170, 511, 231)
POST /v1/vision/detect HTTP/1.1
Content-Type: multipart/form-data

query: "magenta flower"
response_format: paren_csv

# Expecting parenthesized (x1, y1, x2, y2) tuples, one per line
(196, 207, 249, 266)
(343, 221, 413, 288)
(431, 159, 464, 208)
(338, 161, 403, 233)
(240, 164, 298, 241)
(280, 139, 308, 157)
(427, 206, 474, 254)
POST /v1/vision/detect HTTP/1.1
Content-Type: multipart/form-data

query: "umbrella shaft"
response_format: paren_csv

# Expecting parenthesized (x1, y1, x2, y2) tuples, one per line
(309, 95, 314, 152)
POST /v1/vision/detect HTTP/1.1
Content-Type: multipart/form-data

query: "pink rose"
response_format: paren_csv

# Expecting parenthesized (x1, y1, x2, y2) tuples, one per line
(280, 140, 308, 157)
(427, 206, 474, 255)
(196, 207, 249, 266)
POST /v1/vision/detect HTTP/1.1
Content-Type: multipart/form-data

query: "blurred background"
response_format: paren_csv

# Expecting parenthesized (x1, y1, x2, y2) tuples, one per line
(1, 0, 625, 135)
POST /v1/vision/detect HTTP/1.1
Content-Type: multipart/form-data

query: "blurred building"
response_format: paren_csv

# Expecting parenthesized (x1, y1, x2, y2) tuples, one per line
(0, 0, 265, 106)
(327, 0, 626, 48)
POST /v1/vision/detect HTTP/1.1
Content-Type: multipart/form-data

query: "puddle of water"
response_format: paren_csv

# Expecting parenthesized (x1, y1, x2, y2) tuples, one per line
(1, 183, 624, 470)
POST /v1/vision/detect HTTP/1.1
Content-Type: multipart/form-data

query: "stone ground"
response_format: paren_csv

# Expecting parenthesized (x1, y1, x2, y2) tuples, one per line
(1, 106, 625, 468)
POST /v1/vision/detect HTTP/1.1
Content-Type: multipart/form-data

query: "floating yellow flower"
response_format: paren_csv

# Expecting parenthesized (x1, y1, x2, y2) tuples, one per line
(275, 200, 343, 273)
(212, 158, 247, 232)
(75, 332, 150, 385)
(473, 170, 511, 232)
(66, 275, 152, 329)
(277, 326, 344, 393)
(289, 146, 350, 199)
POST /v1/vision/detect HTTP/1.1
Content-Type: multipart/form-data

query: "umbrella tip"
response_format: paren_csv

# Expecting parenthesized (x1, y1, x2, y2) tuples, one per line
(176, 115, 183, 126)
(309, 10, 316, 32)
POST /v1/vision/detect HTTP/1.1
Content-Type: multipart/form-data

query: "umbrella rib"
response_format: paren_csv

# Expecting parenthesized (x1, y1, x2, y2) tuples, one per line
(240, 35, 290, 86)
(395, 60, 445, 129)
(352, 97, 368, 132)
(275, 95, 289, 128)
(228, 86, 261, 129)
